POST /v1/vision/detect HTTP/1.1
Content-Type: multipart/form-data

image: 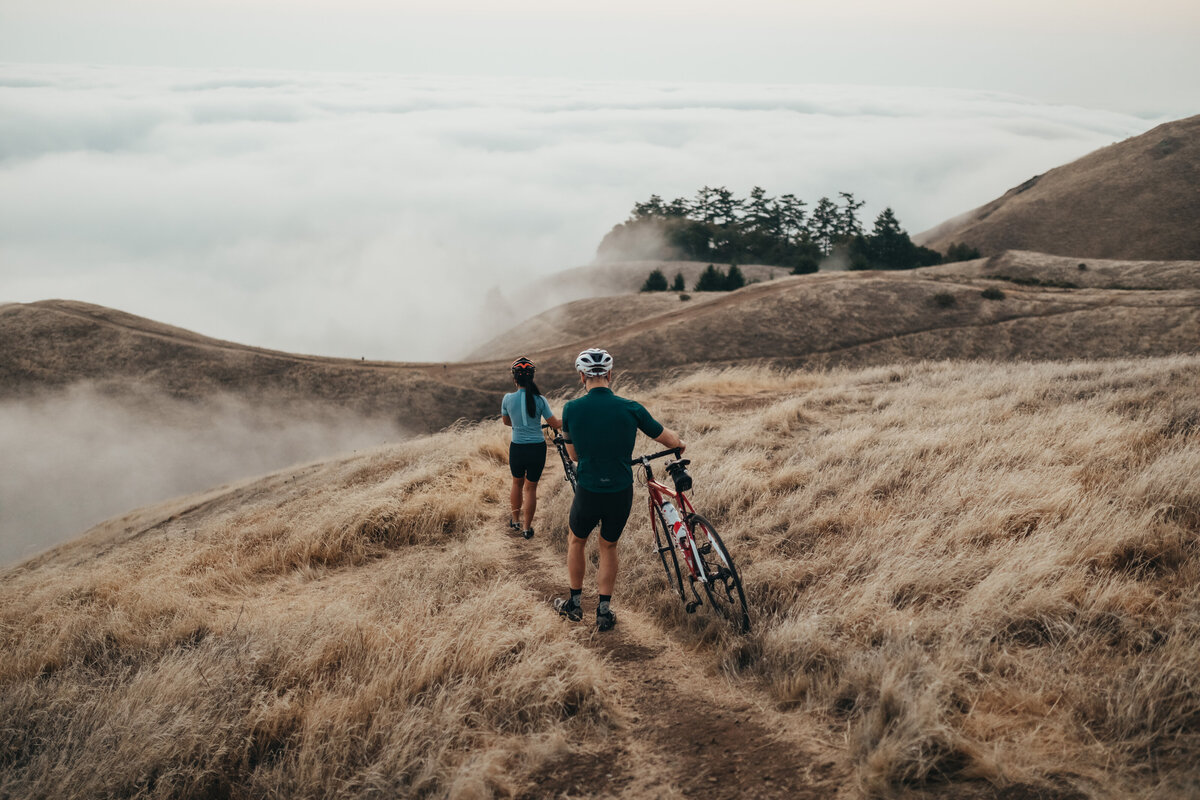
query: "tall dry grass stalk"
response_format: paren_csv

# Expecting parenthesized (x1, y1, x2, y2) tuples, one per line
(3, 355, 1198, 798)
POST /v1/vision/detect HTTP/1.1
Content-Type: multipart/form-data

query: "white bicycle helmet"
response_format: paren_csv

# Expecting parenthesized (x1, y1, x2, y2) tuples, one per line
(575, 348, 614, 376)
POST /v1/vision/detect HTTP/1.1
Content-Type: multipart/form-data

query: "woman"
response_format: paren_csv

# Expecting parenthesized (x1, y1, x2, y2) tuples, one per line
(501, 356, 561, 539)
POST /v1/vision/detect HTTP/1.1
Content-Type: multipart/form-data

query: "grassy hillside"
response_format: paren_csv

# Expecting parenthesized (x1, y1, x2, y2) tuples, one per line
(480, 256, 1200, 376)
(4, 357, 1198, 798)
(928, 250, 1200, 291)
(9, 251, 1198, 419)
(466, 291, 726, 361)
(915, 115, 1200, 260)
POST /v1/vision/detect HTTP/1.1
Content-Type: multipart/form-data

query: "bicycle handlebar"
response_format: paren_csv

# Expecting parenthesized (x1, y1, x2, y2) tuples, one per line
(630, 447, 682, 465)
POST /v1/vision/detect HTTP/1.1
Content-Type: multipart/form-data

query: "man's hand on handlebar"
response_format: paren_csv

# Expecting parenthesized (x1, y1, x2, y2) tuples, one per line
(654, 426, 685, 456)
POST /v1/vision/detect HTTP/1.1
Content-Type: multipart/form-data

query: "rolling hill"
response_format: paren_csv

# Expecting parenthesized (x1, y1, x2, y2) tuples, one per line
(8, 250, 1200, 418)
(915, 114, 1200, 260)
(0, 299, 500, 433)
(474, 252, 1200, 374)
(4, 357, 1198, 798)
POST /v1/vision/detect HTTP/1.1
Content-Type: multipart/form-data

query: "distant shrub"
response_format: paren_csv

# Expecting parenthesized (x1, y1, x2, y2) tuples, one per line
(640, 269, 668, 292)
(1078, 263, 1088, 271)
(791, 254, 821, 275)
(981, 287, 1006, 300)
(679, 293, 691, 301)
(932, 291, 957, 308)
(671, 272, 685, 291)
(945, 242, 982, 262)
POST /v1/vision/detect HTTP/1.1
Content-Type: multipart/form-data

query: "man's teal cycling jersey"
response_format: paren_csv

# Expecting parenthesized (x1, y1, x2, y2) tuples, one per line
(562, 387, 664, 493)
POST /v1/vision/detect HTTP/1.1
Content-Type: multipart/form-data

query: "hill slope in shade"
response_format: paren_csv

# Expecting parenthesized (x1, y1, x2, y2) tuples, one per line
(0, 300, 499, 432)
(915, 114, 1200, 260)
(4, 358, 1198, 798)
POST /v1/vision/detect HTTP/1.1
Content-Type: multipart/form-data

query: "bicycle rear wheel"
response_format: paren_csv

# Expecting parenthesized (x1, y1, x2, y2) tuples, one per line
(687, 514, 750, 633)
(651, 499, 685, 601)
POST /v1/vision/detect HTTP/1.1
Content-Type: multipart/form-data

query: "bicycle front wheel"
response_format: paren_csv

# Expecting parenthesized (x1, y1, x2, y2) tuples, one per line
(687, 514, 750, 633)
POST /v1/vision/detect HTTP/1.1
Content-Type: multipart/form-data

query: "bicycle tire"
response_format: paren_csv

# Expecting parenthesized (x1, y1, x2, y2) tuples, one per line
(687, 514, 751, 633)
(554, 440, 578, 492)
(651, 499, 686, 601)
(563, 457, 578, 492)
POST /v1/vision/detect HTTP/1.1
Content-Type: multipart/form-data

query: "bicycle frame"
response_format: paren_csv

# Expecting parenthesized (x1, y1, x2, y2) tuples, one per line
(636, 456, 710, 586)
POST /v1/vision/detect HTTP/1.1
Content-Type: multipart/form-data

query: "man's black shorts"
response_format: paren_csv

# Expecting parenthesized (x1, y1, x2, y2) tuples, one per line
(569, 486, 634, 543)
(509, 442, 546, 481)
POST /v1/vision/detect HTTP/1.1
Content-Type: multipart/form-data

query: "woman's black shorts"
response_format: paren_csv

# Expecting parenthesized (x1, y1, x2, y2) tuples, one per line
(569, 486, 634, 543)
(509, 442, 547, 482)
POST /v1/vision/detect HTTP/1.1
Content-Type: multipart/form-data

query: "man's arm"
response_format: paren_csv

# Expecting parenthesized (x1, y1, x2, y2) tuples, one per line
(562, 410, 576, 461)
(654, 426, 685, 454)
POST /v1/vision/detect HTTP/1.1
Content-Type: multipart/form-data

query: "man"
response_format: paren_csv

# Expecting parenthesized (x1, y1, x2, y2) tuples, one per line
(554, 348, 685, 631)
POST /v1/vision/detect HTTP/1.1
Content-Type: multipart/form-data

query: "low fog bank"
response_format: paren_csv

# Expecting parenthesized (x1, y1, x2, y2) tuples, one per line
(0, 385, 408, 566)
(0, 65, 1162, 363)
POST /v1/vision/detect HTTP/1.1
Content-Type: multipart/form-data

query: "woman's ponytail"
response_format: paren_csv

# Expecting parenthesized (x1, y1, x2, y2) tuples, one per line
(510, 356, 541, 421)
(516, 373, 542, 419)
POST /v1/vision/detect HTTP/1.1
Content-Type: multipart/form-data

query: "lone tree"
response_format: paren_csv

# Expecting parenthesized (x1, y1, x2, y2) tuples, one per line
(640, 268, 668, 292)
(671, 272, 685, 291)
(694, 264, 726, 291)
(810, 197, 839, 255)
(724, 264, 746, 291)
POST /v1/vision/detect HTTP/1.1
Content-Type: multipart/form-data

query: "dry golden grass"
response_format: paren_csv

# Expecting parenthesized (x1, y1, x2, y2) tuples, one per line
(624, 357, 1200, 796)
(3, 356, 1199, 798)
(1, 424, 616, 798)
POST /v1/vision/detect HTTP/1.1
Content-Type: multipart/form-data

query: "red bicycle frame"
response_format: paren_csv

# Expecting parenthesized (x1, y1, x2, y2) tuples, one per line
(635, 452, 712, 586)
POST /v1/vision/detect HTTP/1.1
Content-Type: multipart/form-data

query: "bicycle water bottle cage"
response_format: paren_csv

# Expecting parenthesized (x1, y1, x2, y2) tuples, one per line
(665, 459, 692, 493)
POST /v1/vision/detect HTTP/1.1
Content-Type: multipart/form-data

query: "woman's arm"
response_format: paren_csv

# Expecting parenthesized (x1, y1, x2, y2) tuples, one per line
(544, 414, 562, 430)
(501, 415, 512, 427)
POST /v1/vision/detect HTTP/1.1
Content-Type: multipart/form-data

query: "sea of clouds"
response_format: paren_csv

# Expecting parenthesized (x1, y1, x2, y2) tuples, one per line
(0, 63, 1163, 362)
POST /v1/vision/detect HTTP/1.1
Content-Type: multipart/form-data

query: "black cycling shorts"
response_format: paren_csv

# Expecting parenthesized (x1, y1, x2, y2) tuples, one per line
(569, 486, 634, 543)
(509, 442, 547, 482)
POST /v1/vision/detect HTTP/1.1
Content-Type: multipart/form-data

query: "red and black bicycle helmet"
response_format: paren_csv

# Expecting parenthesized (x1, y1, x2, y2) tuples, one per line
(511, 356, 536, 379)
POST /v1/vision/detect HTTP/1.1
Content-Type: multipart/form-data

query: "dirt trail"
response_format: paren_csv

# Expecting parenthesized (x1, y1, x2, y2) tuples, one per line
(501, 528, 849, 799)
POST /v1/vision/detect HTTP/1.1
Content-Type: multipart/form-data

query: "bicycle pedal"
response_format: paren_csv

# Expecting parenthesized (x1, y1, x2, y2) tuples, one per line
(698, 543, 712, 555)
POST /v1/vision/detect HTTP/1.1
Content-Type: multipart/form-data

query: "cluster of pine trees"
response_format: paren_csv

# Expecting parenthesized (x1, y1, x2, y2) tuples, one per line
(641, 264, 745, 293)
(599, 186, 949, 272)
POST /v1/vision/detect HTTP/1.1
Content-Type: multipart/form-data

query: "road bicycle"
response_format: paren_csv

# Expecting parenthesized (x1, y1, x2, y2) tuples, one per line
(542, 424, 578, 492)
(631, 448, 750, 633)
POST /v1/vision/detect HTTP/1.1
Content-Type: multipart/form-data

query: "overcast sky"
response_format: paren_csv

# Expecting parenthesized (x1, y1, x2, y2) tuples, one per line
(1, 0, 1196, 360)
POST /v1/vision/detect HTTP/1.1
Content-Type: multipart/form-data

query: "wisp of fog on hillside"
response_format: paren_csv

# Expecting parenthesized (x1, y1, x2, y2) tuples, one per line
(0, 386, 406, 565)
